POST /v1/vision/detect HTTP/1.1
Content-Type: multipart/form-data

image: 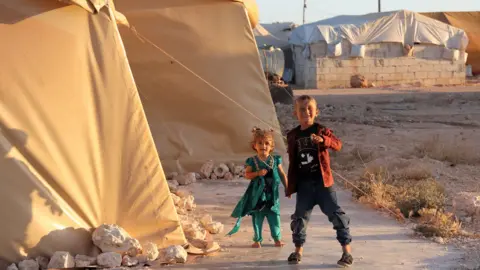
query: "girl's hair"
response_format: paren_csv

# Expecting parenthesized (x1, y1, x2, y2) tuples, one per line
(250, 127, 275, 152)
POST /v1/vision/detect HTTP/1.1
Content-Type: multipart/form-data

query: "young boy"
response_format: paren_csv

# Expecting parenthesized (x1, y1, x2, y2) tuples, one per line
(286, 95, 353, 267)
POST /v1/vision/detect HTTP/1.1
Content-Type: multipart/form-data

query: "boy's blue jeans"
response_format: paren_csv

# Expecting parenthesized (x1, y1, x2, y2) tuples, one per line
(291, 180, 352, 247)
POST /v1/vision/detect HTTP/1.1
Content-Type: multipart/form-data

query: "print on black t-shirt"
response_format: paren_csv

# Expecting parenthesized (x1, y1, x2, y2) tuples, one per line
(295, 125, 322, 180)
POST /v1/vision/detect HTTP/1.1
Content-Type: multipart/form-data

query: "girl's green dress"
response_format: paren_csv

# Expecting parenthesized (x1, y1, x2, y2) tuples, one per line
(226, 155, 284, 242)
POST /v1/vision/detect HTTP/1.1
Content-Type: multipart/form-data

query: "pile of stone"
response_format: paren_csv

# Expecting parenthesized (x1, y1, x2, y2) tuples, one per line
(166, 161, 245, 188)
(7, 224, 188, 270)
(169, 187, 224, 251)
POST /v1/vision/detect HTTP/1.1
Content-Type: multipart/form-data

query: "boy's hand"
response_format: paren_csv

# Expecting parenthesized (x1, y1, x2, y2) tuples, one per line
(258, 169, 268, 177)
(311, 134, 324, 144)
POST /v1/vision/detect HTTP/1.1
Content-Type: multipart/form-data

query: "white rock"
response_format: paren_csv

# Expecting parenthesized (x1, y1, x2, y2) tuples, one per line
(227, 162, 235, 173)
(18, 260, 39, 270)
(122, 255, 138, 267)
(233, 165, 245, 176)
(224, 172, 234, 180)
(176, 206, 187, 215)
(167, 180, 179, 192)
(166, 172, 178, 180)
(200, 215, 213, 227)
(143, 242, 159, 261)
(205, 222, 224, 234)
(135, 254, 148, 264)
(175, 188, 191, 198)
(453, 192, 480, 217)
(75, 255, 97, 267)
(6, 263, 18, 270)
(433, 237, 445, 244)
(171, 193, 181, 206)
(47, 251, 75, 269)
(175, 173, 196, 186)
(213, 163, 229, 178)
(35, 256, 48, 270)
(92, 224, 142, 254)
(97, 252, 122, 268)
(163, 245, 187, 264)
(200, 160, 214, 179)
(184, 195, 196, 211)
(182, 220, 206, 241)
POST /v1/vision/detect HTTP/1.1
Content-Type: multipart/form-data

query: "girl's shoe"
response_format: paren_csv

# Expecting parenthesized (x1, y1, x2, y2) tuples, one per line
(251, 242, 261, 248)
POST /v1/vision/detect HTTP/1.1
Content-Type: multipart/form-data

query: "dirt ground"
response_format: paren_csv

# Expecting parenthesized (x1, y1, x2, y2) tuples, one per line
(164, 85, 480, 269)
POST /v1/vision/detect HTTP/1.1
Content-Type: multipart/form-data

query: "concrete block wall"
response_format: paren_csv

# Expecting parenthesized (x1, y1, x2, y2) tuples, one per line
(294, 42, 467, 88)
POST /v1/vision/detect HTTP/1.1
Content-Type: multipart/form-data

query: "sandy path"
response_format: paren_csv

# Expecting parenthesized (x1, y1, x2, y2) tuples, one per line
(167, 181, 463, 270)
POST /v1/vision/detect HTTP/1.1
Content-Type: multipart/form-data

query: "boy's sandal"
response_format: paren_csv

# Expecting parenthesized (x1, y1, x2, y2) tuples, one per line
(287, 252, 302, 264)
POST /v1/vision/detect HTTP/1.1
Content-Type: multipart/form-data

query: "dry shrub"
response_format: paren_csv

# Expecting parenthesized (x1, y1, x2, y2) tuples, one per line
(415, 134, 480, 165)
(353, 164, 446, 220)
(414, 208, 462, 238)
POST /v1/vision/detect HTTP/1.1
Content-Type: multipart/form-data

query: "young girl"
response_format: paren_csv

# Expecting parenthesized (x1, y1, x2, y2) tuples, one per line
(226, 127, 288, 248)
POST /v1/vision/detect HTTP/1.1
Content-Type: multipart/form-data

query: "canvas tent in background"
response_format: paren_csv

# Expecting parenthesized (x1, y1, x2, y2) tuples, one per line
(422, 12, 480, 75)
(289, 10, 468, 49)
(0, 0, 185, 264)
(254, 22, 297, 82)
(115, 0, 286, 173)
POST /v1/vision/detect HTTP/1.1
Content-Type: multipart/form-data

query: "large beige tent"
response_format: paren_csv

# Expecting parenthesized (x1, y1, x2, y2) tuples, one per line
(115, 0, 286, 173)
(0, 0, 184, 264)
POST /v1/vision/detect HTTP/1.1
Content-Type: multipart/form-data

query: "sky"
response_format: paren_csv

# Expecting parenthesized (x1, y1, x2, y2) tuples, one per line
(257, 0, 480, 24)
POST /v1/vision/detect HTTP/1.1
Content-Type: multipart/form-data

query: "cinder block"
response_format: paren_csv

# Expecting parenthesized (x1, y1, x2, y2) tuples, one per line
(364, 73, 376, 81)
(356, 66, 370, 73)
(391, 73, 403, 81)
(402, 73, 415, 80)
(374, 59, 386, 67)
(317, 74, 326, 81)
(427, 71, 440, 79)
(435, 78, 451, 85)
(446, 64, 457, 72)
(402, 58, 417, 66)
(453, 72, 466, 78)
(321, 59, 336, 68)
(383, 67, 396, 73)
(415, 72, 428, 79)
(396, 66, 409, 73)
(423, 79, 436, 86)
(376, 73, 392, 81)
(317, 67, 329, 74)
(324, 74, 338, 81)
(457, 64, 466, 72)
(419, 64, 434, 72)
(363, 59, 375, 67)
(387, 58, 403, 67)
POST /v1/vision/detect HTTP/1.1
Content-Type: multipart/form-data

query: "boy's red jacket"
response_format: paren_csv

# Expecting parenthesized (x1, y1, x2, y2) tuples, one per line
(286, 123, 342, 196)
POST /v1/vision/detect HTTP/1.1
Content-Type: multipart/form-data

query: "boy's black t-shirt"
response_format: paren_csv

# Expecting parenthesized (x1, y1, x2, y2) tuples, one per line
(295, 124, 323, 182)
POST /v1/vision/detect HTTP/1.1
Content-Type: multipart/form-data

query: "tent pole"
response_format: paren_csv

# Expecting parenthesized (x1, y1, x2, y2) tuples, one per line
(378, 0, 381, 12)
(303, 0, 307, 24)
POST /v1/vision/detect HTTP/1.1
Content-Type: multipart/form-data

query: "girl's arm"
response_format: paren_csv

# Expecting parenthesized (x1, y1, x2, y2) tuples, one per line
(244, 166, 258, 180)
(277, 164, 288, 189)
